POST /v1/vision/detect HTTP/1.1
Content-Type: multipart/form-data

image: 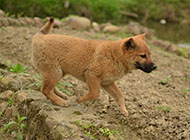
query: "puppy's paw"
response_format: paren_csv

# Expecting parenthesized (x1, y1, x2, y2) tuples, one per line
(121, 110, 129, 117)
(54, 88, 69, 100)
(59, 94, 68, 100)
(53, 99, 69, 107)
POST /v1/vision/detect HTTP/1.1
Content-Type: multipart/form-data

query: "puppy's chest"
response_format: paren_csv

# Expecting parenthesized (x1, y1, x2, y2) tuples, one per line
(101, 66, 125, 85)
(101, 76, 120, 85)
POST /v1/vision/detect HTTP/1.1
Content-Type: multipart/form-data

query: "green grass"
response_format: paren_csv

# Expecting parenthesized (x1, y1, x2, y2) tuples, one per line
(23, 35, 28, 40)
(7, 64, 27, 73)
(178, 48, 189, 58)
(2, 114, 27, 140)
(182, 89, 190, 93)
(1, 0, 189, 23)
(167, 62, 173, 67)
(160, 77, 171, 85)
(29, 75, 73, 96)
(56, 82, 73, 96)
(8, 93, 15, 107)
(157, 106, 171, 112)
(0, 75, 4, 80)
(75, 120, 123, 139)
(182, 78, 190, 82)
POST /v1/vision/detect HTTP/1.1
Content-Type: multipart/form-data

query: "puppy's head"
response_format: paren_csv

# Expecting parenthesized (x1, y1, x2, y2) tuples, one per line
(121, 33, 156, 73)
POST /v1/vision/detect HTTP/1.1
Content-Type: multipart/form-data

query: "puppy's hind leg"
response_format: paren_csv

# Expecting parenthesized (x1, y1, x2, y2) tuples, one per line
(41, 68, 69, 107)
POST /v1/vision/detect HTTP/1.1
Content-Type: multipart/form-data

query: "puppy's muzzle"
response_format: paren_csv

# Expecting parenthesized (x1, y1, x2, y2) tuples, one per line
(136, 62, 157, 73)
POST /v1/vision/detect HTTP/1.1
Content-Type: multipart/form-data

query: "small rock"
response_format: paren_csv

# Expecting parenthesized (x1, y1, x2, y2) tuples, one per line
(98, 92, 109, 105)
(11, 106, 18, 116)
(25, 17, 34, 25)
(109, 135, 117, 140)
(151, 39, 177, 51)
(16, 91, 27, 103)
(0, 101, 8, 112)
(64, 16, 91, 30)
(0, 9, 5, 18)
(127, 21, 154, 37)
(0, 20, 3, 27)
(100, 23, 112, 30)
(18, 18, 27, 26)
(14, 19, 21, 26)
(103, 25, 120, 33)
(1, 18, 9, 26)
(0, 77, 15, 86)
(101, 108, 107, 113)
(7, 18, 14, 26)
(45, 117, 56, 129)
(53, 20, 62, 28)
(34, 17, 43, 27)
(7, 18, 21, 26)
(0, 10, 5, 18)
(145, 125, 154, 132)
(5, 106, 18, 118)
(160, 19, 166, 24)
(4, 106, 18, 118)
(0, 76, 18, 91)
(0, 90, 14, 99)
(92, 22, 100, 32)
(5, 107, 12, 118)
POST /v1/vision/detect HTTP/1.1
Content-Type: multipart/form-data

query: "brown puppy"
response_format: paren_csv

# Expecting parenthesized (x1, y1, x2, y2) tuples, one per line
(32, 18, 156, 117)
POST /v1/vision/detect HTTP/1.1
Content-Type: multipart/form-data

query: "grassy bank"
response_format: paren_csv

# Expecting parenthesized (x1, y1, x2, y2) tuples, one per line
(0, 0, 190, 23)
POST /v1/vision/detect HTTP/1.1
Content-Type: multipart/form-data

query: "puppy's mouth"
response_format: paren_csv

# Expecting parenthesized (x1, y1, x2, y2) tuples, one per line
(135, 62, 156, 73)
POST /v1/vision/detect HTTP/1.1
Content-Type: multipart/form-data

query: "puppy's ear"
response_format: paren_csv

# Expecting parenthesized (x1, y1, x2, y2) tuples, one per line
(124, 38, 135, 51)
(137, 33, 146, 40)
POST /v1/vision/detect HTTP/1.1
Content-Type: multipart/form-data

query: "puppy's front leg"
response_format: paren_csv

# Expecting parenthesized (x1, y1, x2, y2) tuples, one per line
(79, 71, 100, 102)
(102, 82, 128, 117)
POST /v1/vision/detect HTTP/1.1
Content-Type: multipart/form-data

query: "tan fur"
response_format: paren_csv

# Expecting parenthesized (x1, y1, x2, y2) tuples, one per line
(32, 18, 156, 117)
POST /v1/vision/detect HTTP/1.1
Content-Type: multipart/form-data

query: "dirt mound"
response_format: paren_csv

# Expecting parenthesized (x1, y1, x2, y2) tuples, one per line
(0, 25, 190, 140)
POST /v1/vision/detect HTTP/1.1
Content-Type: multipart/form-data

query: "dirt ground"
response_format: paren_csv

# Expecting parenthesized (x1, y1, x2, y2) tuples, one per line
(0, 25, 190, 140)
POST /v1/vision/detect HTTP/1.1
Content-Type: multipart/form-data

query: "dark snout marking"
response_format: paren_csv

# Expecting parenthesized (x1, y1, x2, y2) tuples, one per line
(136, 62, 157, 73)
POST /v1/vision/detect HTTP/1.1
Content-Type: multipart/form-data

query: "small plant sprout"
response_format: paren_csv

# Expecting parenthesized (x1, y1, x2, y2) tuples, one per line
(2, 114, 27, 140)
(75, 120, 123, 139)
(157, 106, 171, 112)
(168, 62, 173, 67)
(29, 75, 42, 89)
(99, 128, 112, 137)
(157, 105, 163, 110)
(7, 64, 27, 73)
(8, 93, 15, 107)
(0, 27, 6, 31)
(164, 53, 170, 58)
(23, 35, 28, 40)
(182, 89, 190, 93)
(0, 75, 3, 80)
(182, 78, 190, 82)
(160, 77, 171, 85)
(56, 82, 73, 95)
(178, 48, 188, 58)
(165, 107, 171, 112)
(0, 111, 3, 117)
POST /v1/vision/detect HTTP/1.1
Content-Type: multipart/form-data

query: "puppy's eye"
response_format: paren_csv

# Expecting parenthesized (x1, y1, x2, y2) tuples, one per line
(140, 54, 146, 58)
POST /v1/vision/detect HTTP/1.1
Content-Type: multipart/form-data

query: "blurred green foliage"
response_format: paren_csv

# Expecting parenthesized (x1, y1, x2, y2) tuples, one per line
(0, 0, 189, 23)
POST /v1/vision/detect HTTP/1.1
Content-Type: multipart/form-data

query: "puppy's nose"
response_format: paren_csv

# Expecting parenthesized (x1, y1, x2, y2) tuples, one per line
(152, 64, 157, 70)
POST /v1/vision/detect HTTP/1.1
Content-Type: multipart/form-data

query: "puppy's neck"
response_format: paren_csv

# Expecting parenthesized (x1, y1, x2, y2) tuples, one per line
(110, 40, 131, 75)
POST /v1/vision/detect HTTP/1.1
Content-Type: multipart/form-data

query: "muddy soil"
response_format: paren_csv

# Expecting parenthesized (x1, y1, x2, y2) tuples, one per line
(0, 25, 190, 140)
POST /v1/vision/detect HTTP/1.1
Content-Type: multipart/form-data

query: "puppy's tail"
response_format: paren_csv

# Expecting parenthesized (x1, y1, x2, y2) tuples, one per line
(40, 17, 54, 34)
